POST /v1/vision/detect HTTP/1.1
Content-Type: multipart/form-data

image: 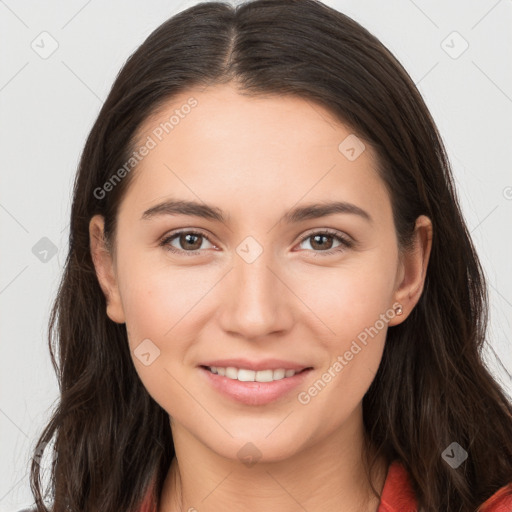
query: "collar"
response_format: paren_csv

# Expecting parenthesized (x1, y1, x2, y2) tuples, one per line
(377, 460, 417, 511)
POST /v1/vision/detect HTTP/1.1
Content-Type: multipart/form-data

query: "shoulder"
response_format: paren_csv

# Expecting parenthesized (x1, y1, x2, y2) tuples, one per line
(477, 482, 512, 512)
(378, 461, 512, 512)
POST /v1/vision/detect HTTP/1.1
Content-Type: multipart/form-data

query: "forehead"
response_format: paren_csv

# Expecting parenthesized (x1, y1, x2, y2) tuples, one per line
(119, 84, 389, 224)
(137, 84, 364, 157)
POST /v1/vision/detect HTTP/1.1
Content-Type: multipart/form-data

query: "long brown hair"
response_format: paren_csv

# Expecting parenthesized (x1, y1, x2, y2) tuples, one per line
(28, 1, 512, 511)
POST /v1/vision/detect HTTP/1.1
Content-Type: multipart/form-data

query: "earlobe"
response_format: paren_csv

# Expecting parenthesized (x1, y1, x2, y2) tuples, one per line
(89, 215, 126, 324)
(388, 215, 433, 326)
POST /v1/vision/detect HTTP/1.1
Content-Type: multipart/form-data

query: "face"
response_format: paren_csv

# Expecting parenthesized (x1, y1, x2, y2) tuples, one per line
(90, 83, 431, 464)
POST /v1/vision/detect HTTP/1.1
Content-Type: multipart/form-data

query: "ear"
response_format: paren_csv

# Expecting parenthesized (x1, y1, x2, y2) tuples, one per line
(388, 215, 433, 326)
(89, 215, 126, 324)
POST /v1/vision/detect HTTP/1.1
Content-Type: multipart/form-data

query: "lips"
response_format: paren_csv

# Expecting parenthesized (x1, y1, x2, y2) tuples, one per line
(199, 364, 314, 406)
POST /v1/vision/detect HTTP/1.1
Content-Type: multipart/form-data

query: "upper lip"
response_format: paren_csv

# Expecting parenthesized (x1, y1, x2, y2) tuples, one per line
(199, 358, 312, 372)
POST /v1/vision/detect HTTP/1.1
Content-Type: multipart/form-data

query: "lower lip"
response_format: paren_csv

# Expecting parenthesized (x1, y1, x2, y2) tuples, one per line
(199, 366, 313, 406)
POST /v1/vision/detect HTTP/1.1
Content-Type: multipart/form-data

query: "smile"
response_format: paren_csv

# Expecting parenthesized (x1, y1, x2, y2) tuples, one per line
(203, 365, 308, 382)
(199, 365, 314, 406)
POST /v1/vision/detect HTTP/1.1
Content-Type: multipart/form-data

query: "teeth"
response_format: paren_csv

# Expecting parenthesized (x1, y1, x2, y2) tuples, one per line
(208, 366, 301, 382)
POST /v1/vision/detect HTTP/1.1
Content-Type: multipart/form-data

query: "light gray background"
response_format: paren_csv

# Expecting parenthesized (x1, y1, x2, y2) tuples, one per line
(1, 0, 511, 510)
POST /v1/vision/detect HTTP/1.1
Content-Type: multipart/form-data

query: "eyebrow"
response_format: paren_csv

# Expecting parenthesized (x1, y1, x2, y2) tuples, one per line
(140, 199, 373, 225)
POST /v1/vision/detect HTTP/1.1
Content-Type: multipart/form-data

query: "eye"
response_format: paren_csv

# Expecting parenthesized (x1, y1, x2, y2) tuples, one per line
(159, 230, 216, 255)
(296, 229, 353, 256)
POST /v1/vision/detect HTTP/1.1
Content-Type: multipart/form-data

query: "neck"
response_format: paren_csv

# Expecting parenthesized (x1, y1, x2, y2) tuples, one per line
(158, 410, 387, 512)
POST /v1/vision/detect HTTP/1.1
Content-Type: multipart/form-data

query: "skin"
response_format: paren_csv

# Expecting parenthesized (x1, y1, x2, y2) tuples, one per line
(89, 83, 432, 512)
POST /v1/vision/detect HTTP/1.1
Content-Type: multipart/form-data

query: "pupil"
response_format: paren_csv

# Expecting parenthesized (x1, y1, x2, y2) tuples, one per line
(183, 233, 201, 250)
(312, 234, 332, 250)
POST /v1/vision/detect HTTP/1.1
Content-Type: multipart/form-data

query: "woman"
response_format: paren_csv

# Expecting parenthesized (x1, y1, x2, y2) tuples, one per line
(27, 0, 512, 511)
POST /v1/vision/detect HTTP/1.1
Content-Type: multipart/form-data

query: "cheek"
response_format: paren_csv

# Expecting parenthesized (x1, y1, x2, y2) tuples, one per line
(297, 252, 397, 341)
(117, 255, 218, 375)
(117, 261, 203, 410)
(293, 250, 396, 407)
(295, 267, 392, 432)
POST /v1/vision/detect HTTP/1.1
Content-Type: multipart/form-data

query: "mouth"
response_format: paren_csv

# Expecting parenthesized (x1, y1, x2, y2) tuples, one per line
(198, 363, 314, 406)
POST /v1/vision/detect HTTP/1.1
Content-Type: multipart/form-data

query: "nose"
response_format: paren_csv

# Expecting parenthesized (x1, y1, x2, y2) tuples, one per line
(217, 248, 295, 341)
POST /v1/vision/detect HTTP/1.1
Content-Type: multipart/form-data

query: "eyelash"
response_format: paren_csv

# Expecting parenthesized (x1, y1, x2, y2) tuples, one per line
(159, 228, 353, 257)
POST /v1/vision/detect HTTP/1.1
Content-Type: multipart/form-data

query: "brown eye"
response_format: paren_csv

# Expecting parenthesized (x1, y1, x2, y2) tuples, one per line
(309, 233, 335, 250)
(297, 230, 353, 255)
(160, 230, 215, 255)
(177, 232, 203, 250)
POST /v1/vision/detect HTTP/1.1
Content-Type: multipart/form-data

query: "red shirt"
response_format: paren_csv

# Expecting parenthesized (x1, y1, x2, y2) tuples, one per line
(141, 460, 512, 512)
(378, 460, 512, 512)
